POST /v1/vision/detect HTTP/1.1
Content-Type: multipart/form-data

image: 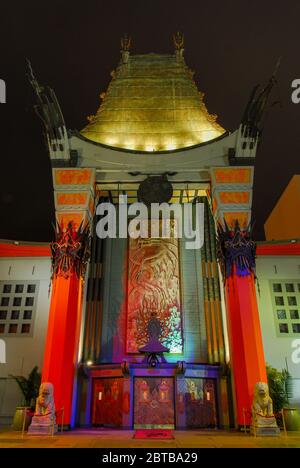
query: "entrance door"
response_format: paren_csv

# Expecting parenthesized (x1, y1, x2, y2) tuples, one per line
(92, 378, 123, 427)
(134, 377, 175, 428)
(182, 378, 218, 428)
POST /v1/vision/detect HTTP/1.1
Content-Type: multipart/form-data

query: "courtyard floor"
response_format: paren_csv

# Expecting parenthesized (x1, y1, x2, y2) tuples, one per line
(1, 428, 300, 448)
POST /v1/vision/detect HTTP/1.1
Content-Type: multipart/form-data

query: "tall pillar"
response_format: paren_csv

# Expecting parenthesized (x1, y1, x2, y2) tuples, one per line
(42, 168, 95, 425)
(210, 167, 267, 426)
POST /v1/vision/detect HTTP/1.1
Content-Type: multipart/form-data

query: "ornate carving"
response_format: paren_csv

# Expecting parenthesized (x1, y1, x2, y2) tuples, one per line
(216, 220, 256, 281)
(241, 58, 281, 140)
(139, 312, 170, 367)
(50, 221, 90, 280)
(127, 233, 182, 354)
(27, 60, 67, 146)
(137, 175, 173, 205)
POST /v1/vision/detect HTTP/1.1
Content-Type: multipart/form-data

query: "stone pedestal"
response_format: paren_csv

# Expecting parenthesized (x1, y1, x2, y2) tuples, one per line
(28, 416, 57, 435)
(251, 424, 280, 437)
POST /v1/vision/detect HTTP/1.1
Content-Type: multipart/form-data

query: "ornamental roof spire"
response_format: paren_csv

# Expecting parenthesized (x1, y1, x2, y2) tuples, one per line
(120, 34, 131, 64)
(173, 31, 184, 60)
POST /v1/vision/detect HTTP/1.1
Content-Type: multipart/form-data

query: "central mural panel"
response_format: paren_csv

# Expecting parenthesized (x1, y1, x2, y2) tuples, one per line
(126, 227, 183, 354)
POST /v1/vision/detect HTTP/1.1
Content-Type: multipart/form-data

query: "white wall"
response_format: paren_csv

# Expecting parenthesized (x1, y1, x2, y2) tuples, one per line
(0, 256, 51, 426)
(256, 255, 300, 410)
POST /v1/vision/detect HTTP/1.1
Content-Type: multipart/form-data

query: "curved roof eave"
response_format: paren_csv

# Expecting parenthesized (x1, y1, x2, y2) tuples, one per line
(69, 128, 238, 173)
(71, 128, 231, 154)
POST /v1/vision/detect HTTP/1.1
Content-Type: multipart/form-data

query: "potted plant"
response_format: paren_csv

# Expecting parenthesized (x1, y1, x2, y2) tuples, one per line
(10, 366, 41, 431)
(267, 364, 300, 431)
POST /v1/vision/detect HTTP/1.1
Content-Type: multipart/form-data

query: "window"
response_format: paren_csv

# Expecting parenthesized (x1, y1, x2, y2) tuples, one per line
(288, 296, 297, 306)
(13, 297, 22, 306)
(290, 310, 299, 320)
(23, 310, 32, 320)
(25, 297, 34, 307)
(1, 297, 9, 307)
(270, 280, 300, 337)
(21, 324, 31, 334)
(9, 324, 18, 334)
(11, 310, 20, 320)
(279, 323, 289, 334)
(277, 310, 286, 320)
(0, 281, 38, 337)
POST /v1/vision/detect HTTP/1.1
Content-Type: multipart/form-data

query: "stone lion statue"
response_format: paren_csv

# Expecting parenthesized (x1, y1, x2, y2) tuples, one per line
(28, 382, 57, 434)
(252, 382, 279, 431)
(35, 382, 56, 420)
(252, 381, 273, 417)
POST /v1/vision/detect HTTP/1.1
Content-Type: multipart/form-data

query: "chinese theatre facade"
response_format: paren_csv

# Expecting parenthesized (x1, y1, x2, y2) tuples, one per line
(28, 35, 277, 430)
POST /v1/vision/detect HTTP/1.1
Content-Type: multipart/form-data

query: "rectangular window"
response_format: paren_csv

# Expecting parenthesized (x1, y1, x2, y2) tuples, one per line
(9, 324, 18, 333)
(290, 310, 299, 320)
(292, 324, 300, 333)
(275, 296, 284, 306)
(277, 310, 286, 320)
(288, 296, 297, 306)
(11, 310, 20, 320)
(279, 323, 289, 334)
(1, 297, 9, 307)
(13, 297, 22, 307)
(270, 280, 300, 337)
(0, 311, 7, 320)
(21, 324, 31, 334)
(0, 281, 38, 337)
(23, 310, 32, 320)
(25, 297, 34, 307)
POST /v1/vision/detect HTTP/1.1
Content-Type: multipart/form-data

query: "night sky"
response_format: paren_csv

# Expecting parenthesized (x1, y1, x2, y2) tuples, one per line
(0, 0, 299, 242)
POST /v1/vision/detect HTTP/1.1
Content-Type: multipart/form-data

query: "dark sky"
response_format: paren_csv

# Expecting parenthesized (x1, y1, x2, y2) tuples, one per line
(0, 0, 299, 242)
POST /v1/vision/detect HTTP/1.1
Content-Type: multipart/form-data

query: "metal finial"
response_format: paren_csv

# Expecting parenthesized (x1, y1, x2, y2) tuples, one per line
(173, 32, 184, 51)
(121, 34, 131, 52)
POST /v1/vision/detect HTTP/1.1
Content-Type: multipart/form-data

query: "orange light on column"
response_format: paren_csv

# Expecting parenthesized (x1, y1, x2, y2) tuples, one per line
(225, 271, 267, 426)
(42, 274, 83, 425)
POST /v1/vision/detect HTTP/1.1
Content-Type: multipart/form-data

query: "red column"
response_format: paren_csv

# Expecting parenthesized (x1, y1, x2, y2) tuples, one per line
(225, 271, 267, 426)
(42, 275, 83, 425)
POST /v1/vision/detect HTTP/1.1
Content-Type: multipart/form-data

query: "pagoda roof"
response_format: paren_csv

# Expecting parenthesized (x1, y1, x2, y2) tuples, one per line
(80, 53, 225, 152)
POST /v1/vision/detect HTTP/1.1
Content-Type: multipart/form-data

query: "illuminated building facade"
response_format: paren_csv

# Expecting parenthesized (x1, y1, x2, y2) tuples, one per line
(1, 37, 299, 430)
